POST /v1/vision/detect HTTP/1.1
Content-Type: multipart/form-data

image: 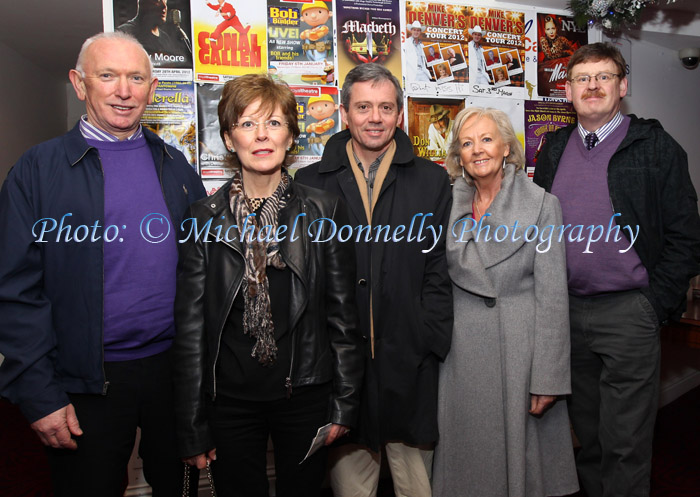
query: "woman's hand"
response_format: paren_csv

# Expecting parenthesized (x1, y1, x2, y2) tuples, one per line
(325, 424, 350, 445)
(529, 395, 557, 416)
(183, 448, 217, 469)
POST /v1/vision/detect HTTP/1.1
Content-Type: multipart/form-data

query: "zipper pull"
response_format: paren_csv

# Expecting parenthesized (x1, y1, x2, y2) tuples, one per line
(285, 377, 292, 398)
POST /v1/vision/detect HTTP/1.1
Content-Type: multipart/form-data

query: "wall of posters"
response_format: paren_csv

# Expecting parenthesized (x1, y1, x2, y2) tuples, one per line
(337, 0, 401, 87)
(104, 0, 583, 174)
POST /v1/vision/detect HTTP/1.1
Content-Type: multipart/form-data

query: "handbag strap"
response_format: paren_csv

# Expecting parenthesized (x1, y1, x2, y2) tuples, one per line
(182, 460, 217, 497)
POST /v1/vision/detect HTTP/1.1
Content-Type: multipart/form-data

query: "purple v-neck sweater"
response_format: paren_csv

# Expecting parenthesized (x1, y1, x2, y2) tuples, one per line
(88, 137, 178, 361)
(551, 116, 648, 296)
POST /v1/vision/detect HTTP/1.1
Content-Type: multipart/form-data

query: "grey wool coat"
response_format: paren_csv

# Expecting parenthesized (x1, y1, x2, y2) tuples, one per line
(432, 165, 579, 497)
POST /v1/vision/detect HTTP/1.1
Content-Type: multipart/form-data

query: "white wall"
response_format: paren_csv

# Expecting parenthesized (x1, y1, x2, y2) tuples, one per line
(622, 37, 700, 206)
(0, 42, 67, 183)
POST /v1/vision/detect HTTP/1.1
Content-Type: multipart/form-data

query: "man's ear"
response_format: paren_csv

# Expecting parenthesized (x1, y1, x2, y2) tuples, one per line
(68, 69, 87, 101)
(148, 77, 159, 105)
(340, 104, 348, 127)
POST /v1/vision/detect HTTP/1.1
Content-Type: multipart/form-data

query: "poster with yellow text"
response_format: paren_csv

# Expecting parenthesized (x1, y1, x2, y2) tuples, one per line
(193, 0, 267, 82)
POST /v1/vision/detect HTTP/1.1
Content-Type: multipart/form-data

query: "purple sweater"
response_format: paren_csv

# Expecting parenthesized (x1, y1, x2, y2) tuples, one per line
(88, 137, 178, 361)
(551, 116, 648, 296)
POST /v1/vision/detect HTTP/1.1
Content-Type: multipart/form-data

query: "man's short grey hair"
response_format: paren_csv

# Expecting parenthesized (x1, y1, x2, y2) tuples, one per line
(75, 31, 153, 77)
(341, 63, 403, 111)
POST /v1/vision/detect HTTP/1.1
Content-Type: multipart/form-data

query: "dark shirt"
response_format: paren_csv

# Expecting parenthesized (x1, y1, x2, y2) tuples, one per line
(217, 265, 292, 401)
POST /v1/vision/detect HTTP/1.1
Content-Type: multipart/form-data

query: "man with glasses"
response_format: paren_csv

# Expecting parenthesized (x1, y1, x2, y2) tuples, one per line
(534, 42, 700, 497)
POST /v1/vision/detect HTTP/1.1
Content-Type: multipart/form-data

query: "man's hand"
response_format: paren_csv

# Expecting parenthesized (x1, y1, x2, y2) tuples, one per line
(529, 394, 557, 416)
(324, 424, 350, 445)
(184, 449, 217, 469)
(30, 404, 83, 449)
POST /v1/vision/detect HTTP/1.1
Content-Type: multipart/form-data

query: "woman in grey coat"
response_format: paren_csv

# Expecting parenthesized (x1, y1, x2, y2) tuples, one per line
(432, 107, 578, 497)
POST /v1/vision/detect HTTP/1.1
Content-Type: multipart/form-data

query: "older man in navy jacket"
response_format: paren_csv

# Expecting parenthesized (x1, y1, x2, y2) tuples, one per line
(0, 32, 205, 497)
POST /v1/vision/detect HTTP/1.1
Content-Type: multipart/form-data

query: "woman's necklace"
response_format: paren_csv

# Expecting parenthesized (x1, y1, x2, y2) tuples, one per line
(474, 190, 485, 218)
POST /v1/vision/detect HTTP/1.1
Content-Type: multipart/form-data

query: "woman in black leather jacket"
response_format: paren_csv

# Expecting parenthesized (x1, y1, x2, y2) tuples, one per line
(172, 74, 363, 497)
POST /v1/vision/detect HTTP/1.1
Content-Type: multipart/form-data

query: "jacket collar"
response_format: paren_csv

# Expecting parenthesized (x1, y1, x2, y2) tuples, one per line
(198, 178, 307, 273)
(64, 121, 172, 167)
(65, 122, 93, 167)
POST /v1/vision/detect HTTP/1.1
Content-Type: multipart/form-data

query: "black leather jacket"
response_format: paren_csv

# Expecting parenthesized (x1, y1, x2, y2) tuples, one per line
(172, 179, 364, 457)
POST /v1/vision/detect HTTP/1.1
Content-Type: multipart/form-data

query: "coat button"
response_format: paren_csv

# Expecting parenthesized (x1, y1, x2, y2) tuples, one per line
(484, 298, 496, 307)
(358, 278, 367, 287)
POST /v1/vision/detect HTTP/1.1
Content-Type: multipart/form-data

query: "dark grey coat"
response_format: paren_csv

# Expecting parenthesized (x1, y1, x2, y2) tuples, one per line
(433, 166, 578, 497)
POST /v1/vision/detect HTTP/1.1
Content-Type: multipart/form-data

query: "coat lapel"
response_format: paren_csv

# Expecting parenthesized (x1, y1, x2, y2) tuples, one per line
(447, 166, 544, 298)
(337, 166, 367, 225)
(447, 180, 497, 298)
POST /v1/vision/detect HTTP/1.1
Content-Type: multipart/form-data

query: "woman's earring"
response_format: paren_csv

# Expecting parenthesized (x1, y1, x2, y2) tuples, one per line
(502, 156, 507, 169)
(461, 166, 466, 179)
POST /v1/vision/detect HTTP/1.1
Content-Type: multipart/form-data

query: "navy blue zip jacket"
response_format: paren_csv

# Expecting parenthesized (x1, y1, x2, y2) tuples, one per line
(0, 123, 206, 423)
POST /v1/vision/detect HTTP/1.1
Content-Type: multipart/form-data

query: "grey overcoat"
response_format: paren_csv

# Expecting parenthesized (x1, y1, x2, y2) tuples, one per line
(432, 165, 578, 497)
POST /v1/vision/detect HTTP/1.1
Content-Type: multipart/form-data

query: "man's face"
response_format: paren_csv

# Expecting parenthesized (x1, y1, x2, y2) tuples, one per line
(302, 8, 330, 27)
(472, 32, 482, 44)
(341, 80, 403, 157)
(69, 38, 157, 140)
(566, 59, 627, 129)
(308, 101, 335, 120)
(434, 117, 448, 133)
(410, 28, 422, 41)
(141, 0, 167, 25)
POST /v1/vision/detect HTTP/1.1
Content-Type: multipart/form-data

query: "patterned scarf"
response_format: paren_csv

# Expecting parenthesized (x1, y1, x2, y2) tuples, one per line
(229, 169, 290, 365)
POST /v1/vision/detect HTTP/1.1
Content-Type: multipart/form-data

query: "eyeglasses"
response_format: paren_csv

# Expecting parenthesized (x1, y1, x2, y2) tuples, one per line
(569, 72, 620, 85)
(232, 119, 287, 132)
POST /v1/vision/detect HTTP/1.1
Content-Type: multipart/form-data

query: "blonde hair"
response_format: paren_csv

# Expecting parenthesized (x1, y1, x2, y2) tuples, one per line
(444, 107, 525, 181)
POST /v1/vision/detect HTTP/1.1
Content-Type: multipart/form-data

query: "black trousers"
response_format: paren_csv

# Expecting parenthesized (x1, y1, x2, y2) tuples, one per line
(46, 351, 184, 497)
(568, 290, 660, 497)
(208, 384, 331, 497)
